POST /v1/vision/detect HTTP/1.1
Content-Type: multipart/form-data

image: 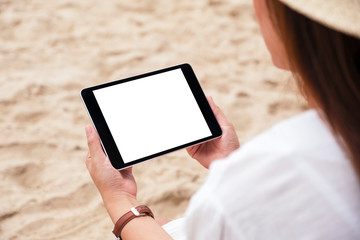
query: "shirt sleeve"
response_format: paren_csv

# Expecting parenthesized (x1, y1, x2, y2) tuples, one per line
(185, 194, 223, 240)
(162, 218, 186, 240)
(185, 188, 244, 240)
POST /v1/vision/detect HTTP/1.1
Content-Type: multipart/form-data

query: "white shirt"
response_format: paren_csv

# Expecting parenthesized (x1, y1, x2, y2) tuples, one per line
(164, 110, 360, 239)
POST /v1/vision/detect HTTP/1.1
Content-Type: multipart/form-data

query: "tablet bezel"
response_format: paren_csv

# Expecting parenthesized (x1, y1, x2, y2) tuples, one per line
(81, 63, 222, 170)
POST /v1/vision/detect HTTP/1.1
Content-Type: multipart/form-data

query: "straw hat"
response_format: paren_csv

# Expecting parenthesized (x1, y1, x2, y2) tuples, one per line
(279, 0, 360, 39)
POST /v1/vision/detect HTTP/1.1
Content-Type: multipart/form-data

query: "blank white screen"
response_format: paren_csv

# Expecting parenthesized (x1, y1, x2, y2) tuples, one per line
(93, 69, 211, 164)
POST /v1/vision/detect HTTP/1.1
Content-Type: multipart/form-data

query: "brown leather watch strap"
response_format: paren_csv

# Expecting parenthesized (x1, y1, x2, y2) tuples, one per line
(112, 205, 154, 240)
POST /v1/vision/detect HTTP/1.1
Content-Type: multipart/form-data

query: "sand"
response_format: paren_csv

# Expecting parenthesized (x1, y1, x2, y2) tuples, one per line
(0, 0, 306, 239)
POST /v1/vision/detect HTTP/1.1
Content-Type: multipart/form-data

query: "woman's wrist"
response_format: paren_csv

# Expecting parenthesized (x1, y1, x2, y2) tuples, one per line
(102, 192, 140, 224)
(104, 196, 173, 240)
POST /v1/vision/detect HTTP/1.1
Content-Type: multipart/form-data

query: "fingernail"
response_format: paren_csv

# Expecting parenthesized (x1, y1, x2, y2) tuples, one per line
(85, 125, 93, 136)
(209, 96, 215, 105)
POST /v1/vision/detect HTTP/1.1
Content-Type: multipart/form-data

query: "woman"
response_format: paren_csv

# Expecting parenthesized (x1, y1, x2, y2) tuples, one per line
(85, 0, 360, 239)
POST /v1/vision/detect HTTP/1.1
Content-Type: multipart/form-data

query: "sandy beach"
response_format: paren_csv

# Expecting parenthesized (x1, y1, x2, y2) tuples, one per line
(0, 0, 306, 239)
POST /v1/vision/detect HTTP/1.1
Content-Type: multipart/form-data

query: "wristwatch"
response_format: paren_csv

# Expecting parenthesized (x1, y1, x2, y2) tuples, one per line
(112, 205, 154, 240)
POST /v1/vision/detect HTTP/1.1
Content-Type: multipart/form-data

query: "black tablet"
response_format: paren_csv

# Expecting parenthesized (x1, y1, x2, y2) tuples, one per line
(81, 63, 222, 170)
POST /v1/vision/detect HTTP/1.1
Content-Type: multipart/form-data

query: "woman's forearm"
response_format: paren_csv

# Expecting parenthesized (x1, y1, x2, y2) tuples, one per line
(121, 216, 173, 240)
(104, 194, 173, 240)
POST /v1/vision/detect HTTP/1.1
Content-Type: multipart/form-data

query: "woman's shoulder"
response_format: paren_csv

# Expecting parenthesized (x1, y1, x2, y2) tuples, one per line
(186, 110, 360, 239)
(206, 110, 354, 194)
(210, 110, 341, 167)
(239, 109, 343, 159)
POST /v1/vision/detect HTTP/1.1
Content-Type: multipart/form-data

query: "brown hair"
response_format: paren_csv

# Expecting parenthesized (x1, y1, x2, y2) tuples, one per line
(265, 0, 360, 175)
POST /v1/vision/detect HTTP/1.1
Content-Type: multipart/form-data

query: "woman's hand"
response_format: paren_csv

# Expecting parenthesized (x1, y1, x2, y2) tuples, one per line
(85, 125, 139, 223)
(85, 126, 173, 239)
(186, 97, 240, 169)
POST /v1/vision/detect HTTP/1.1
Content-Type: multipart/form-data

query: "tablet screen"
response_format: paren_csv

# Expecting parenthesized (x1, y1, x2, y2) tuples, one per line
(93, 69, 212, 164)
(81, 64, 221, 170)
